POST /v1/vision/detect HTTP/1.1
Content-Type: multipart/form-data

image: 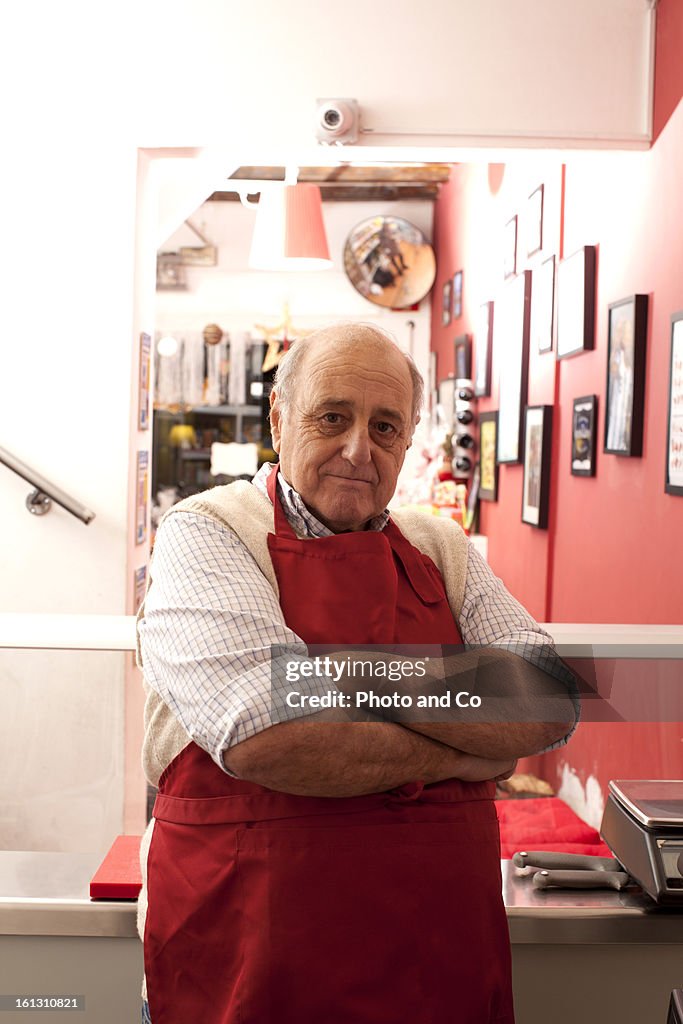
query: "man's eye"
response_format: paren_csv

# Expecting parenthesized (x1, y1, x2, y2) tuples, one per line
(322, 413, 343, 425)
(374, 422, 396, 435)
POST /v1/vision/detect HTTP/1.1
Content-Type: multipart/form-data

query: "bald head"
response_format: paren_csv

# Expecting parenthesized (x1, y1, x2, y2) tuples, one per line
(268, 322, 421, 532)
(272, 323, 423, 427)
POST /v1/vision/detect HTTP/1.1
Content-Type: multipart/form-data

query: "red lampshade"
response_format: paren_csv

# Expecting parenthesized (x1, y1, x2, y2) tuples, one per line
(249, 183, 332, 271)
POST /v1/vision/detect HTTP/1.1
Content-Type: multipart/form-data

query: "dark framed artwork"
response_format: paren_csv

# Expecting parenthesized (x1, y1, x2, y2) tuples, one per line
(138, 332, 152, 430)
(474, 300, 494, 397)
(527, 185, 544, 257)
(496, 271, 531, 464)
(479, 411, 499, 502)
(604, 294, 649, 456)
(452, 270, 463, 319)
(530, 255, 555, 354)
(556, 245, 596, 359)
(665, 311, 683, 495)
(454, 334, 472, 380)
(504, 216, 518, 279)
(571, 395, 597, 476)
(442, 279, 452, 326)
(522, 404, 553, 528)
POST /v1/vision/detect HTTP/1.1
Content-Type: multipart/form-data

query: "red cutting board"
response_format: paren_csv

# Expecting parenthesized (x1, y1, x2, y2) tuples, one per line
(89, 835, 142, 899)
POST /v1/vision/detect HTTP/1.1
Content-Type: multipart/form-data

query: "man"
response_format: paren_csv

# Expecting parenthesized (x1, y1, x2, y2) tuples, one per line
(137, 322, 577, 1024)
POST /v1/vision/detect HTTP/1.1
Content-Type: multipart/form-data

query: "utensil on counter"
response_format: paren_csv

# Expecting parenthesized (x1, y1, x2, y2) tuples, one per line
(512, 780, 683, 903)
(512, 850, 633, 892)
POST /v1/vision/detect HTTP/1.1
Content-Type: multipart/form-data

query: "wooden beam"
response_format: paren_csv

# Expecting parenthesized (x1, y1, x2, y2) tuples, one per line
(227, 164, 452, 184)
(208, 183, 439, 202)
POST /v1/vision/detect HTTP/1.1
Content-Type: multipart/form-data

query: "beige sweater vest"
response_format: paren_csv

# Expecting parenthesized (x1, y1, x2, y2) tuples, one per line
(136, 481, 470, 956)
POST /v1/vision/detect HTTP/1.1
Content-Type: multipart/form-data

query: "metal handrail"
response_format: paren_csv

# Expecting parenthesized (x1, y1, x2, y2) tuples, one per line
(0, 446, 95, 525)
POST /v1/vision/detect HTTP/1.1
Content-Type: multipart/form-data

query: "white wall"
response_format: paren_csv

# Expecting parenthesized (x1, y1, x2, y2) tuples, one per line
(155, 197, 434, 380)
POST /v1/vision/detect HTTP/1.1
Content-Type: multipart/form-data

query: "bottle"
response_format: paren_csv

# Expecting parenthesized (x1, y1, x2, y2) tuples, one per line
(456, 409, 474, 425)
(457, 433, 475, 450)
(457, 386, 475, 402)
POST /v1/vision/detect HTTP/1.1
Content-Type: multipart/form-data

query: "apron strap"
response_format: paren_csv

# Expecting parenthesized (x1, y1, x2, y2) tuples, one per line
(266, 463, 298, 539)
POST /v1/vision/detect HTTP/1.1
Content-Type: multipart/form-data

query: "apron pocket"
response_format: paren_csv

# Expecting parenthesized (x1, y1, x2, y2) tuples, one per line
(235, 819, 513, 1024)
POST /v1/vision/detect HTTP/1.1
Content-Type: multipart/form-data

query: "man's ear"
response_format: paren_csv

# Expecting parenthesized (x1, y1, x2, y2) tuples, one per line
(269, 389, 282, 452)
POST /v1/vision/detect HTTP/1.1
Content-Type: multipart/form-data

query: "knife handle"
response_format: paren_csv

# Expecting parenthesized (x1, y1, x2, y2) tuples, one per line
(533, 869, 631, 891)
(513, 850, 620, 872)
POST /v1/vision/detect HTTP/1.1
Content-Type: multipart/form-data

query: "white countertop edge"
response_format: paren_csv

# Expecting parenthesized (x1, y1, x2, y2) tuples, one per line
(0, 614, 681, 651)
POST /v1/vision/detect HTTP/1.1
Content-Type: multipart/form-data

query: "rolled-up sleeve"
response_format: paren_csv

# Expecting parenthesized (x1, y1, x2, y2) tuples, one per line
(459, 543, 580, 750)
(138, 512, 309, 771)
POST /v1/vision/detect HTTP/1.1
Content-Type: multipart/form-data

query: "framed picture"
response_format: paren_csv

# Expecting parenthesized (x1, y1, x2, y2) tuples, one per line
(156, 253, 187, 291)
(454, 334, 472, 380)
(530, 255, 555, 354)
(604, 294, 649, 456)
(138, 332, 151, 430)
(479, 411, 499, 502)
(496, 271, 531, 464)
(527, 185, 544, 257)
(504, 216, 517, 279)
(522, 405, 553, 528)
(428, 351, 438, 413)
(438, 377, 456, 426)
(571, 395, 597, 476)
(556, 245, 596, 359)
(474, 300, 494, 397)
(666, 312, 683, 495)
(452, 270, 464, 319)
(133, 565, 148, 609)
(135, 450, 149, 545)
(442, 279, 453, 326)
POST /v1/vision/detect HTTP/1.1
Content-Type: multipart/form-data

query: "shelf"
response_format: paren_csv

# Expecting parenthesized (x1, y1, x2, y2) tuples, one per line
(154, 404, 261, 417)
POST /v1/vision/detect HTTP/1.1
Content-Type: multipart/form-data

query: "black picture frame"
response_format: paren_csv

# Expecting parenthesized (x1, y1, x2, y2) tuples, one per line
(527, 185, 544, 257)
(504, 216, 518, 279)
(604, 294, 649, 457)
(571, 395, 597, 477)
(452, 270, 463, 319)
(522, 405, 553, 528)
(665, 311, 683, 495)
(454, 334, 472, 380)
(530, 255, 555, 354)
(442, 280, 452, 326)
(479, 411, 499, 502)
(556, 245, 596, 359)
(474, 300, 494, 397)
(496, 271, 531, 464)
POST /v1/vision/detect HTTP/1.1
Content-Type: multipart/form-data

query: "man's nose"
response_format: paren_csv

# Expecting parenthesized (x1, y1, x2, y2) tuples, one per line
(341, 424, 372, 464)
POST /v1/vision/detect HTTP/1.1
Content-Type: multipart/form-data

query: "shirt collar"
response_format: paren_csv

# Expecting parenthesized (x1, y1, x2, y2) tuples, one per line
(252, 463, 390, 537)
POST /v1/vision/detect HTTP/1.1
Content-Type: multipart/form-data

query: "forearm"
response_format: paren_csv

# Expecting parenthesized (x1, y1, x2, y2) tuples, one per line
(406, 647, 576, 758)
(223, 719, 515, 797)
(323, 647, 576, 760)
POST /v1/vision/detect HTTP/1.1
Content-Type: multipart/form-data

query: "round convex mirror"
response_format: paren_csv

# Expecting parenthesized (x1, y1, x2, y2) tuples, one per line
(343, 215, 436, 309)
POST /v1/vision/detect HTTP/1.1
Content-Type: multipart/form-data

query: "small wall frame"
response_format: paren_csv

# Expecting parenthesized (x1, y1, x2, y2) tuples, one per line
(665, 311, 683, 495)
(556, 245, 596, 359)
(604, 294, 649, 457)
(571, 395, 597, 477)
(522, 404, 553, 528)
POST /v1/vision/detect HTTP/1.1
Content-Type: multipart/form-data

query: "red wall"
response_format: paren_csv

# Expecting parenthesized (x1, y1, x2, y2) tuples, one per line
(653, 0, 683, 141)
(430, 105, 683, 804)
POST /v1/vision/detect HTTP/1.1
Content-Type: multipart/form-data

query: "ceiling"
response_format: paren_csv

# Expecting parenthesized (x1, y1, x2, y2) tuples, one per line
(208, 164, 453, 203)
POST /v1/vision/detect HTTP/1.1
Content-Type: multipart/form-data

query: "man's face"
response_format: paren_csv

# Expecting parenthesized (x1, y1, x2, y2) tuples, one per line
(270, 336, 414, 532)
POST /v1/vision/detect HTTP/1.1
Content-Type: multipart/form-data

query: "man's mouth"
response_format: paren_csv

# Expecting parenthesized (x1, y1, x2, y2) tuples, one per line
(327, 473, 375, 485)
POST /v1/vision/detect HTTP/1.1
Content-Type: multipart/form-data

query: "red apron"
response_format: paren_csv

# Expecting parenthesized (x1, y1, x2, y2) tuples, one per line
(145, 466, 514, 1024)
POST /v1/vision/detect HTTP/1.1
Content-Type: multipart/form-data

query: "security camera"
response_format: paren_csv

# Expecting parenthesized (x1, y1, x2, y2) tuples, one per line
(315, 99, 360, 144)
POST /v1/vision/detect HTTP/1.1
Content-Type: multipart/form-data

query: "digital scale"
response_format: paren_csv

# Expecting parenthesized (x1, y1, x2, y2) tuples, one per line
(601, 779, 683, 905)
